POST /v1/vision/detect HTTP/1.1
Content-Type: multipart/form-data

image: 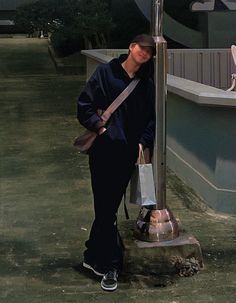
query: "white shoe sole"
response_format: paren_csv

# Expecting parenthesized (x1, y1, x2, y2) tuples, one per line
(101, 281, 118, 291)
(83, 262, 104, 276)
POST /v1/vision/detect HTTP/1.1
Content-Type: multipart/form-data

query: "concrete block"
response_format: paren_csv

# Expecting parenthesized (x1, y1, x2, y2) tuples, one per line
(121, 221, 203, 276)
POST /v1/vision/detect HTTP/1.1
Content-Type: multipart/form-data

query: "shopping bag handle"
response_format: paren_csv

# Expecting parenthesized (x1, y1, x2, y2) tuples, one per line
(137, 145, 146, 165)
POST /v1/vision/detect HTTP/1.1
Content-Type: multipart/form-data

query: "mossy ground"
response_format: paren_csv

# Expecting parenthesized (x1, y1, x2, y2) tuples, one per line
(0, 38, 235, 302)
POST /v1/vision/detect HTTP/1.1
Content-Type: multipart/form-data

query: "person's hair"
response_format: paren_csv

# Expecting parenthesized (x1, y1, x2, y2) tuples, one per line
(136, 58, 154, 79)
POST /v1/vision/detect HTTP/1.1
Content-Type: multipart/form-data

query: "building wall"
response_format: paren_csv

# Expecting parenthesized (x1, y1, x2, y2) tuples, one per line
(0, 0, 33, 10)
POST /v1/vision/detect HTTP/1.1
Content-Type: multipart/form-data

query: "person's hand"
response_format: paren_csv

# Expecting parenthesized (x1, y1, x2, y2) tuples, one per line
(98, 127, 107, 135)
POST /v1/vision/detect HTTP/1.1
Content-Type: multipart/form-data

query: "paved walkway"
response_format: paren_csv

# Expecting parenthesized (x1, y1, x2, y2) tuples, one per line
(0, 38, 235, 302)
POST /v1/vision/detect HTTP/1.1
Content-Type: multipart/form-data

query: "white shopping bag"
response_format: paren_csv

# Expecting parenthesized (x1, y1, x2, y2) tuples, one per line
(129, 149, 156, 206)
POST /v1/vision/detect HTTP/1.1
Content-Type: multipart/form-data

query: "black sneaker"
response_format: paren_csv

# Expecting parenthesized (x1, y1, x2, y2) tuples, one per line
(101, 269, 118, 291)
(83, 260, 105, 276)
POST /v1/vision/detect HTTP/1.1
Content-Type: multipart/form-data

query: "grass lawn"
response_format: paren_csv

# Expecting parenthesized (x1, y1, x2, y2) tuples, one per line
(0, 38, 55, 75)
(0, 38, 92, 302)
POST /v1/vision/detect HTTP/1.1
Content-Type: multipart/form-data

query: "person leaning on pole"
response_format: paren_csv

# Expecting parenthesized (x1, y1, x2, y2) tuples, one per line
(77, 34, 156, 291)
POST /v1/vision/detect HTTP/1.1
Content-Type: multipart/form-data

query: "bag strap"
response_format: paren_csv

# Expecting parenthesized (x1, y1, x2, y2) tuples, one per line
(101, 78, 140, 123)
(123, 191, 130, 220)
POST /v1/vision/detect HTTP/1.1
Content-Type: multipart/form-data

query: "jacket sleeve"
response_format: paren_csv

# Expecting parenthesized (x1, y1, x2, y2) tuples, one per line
(77, 67, 106, 133)
(139, 81, 156, 149)
(139, 113, 155, 149)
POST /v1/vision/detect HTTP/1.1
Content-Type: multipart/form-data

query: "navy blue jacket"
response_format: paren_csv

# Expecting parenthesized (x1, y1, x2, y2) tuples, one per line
(77, 54, 155, 150)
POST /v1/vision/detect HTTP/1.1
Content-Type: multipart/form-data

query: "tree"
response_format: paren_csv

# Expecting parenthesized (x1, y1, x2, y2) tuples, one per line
(14, 2, 39, 36)
(110, 0, 149, 48)
(75, 0, 114, 49)
(14, 0, 114, 50)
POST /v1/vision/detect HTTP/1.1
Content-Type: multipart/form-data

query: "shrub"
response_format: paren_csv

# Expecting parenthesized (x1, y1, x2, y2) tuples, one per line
(50, 26, 84, 57)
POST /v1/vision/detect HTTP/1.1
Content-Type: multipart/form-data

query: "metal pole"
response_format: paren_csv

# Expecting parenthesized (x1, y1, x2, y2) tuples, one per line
(135, 0, 179, 242)
(152, 0, 167, 210)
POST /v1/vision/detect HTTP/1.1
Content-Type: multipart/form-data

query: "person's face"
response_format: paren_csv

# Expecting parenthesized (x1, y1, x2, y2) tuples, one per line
(129, 43, 153, 65)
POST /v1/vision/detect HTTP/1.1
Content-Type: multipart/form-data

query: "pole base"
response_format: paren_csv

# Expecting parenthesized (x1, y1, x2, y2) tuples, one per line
(135, 207, 179, 242)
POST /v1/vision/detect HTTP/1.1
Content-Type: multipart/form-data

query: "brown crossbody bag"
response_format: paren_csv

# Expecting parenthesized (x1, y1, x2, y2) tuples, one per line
(73, 78, 140, 154)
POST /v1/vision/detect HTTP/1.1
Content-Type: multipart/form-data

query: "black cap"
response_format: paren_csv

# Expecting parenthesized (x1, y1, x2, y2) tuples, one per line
(131, 34, 155, 49)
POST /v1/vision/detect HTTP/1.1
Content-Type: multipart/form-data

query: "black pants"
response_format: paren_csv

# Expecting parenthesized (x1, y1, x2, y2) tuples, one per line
(84, 134, 138, 271)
